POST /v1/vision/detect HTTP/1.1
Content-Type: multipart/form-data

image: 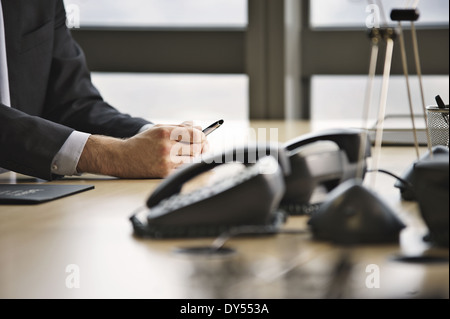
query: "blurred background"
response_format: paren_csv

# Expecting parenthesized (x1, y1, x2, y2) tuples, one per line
(63, 0, 449, 132)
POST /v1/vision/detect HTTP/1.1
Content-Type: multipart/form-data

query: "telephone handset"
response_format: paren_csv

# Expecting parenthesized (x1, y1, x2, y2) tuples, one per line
(130, 144, 289, 239)
(280, 128, 371, 214)
(146, 143, 290, 208)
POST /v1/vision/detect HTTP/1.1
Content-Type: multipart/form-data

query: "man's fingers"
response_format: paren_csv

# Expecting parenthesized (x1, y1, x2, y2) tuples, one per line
(175, 155, 197, 166)
(170, 126, 205, 144)
(202, 140, 211, 154)
(180, 121, 203, 132)
(180, 120, 194, 126)
(169, 141, 204, 157)
(153, 122, 204, 137)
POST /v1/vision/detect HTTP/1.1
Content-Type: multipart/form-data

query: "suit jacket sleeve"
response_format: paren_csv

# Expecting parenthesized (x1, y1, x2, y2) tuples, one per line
(0, 103, 74, 180)
(0, 0, 151, 180)
(42, 0, 151, 137)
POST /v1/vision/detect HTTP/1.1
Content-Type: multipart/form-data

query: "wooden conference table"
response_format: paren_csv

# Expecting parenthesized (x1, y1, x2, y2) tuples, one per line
(0, 120, 448, 299)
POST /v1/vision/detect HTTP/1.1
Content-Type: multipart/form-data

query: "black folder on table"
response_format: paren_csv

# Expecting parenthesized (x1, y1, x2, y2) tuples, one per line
(0, 184, 94, 205)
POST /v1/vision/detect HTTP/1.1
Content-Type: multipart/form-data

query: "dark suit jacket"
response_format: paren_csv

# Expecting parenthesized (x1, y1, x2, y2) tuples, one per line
(0, 0, 151, 180)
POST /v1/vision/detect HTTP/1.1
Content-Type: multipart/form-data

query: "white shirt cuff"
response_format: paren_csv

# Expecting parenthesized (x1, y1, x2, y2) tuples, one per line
(138, 123, 154, 133)
(51, 131, 91, 176)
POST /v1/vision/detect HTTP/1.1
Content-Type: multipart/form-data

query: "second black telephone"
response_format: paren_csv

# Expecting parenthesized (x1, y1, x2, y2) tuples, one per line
(280, 128, 371, 214)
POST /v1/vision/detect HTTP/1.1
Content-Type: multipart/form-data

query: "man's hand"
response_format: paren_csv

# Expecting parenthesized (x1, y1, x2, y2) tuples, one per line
(76, 122, 209, 178)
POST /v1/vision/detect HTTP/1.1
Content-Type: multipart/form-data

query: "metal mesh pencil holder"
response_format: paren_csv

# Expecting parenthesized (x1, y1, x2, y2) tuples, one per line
(427, 106, 449, 148)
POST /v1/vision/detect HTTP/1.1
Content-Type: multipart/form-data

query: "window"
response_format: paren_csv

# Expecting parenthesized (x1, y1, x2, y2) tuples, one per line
(91, 73, 248, 123)
(311, 75, 450, 121)
(63, 0, 249, 123)
(63, 0, 247, 27)
(310, 0, 449, 29)
(306, 0, 449, 135)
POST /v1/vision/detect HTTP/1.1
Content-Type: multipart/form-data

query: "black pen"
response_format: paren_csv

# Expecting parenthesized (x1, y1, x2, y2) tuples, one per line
(435, 95, 449, 125)
(202, 119, 224, 136)
(435, 95, 447, 109)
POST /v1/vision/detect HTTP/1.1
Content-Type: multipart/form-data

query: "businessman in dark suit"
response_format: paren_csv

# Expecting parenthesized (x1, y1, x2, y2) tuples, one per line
(0, 0, 207, 181)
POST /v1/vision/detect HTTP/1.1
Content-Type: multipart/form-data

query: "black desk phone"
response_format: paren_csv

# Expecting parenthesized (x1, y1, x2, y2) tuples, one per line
(130, 128, 371, 239)
(130, 144, 289, 239)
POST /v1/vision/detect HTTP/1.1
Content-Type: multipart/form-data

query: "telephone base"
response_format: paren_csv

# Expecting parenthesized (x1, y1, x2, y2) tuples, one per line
(130, 210, 287, 239)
